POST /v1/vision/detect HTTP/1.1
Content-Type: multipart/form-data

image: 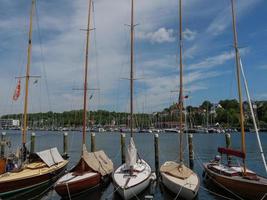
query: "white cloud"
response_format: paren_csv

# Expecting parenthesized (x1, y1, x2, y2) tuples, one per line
(137, 28, 175, 44)
(189, 51, 235, 70)
(183, 28, 197, 41)
(184, 44, 198, 59)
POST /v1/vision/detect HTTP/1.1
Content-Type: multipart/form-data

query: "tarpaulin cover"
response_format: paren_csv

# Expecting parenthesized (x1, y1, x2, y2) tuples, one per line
(36, 147, 64, 167)
(160, 162, 193, 179)
(82, 146, 113, 176)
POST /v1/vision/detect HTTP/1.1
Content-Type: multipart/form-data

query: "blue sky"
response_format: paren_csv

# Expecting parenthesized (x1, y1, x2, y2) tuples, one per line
(0, 0, 266, 115)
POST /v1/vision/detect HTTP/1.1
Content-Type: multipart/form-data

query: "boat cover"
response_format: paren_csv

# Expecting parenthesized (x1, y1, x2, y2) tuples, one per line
(82, 146, 113, 176)
(160, 162, 193, 179)
(125, 137, 137, 169)
(36, 147, 64, 167)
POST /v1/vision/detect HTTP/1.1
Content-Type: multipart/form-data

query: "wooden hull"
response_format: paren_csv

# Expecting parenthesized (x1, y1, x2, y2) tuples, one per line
(203, 163, 267, 200)
(54, 171, 101, 198)
(0, 160, 68, 198)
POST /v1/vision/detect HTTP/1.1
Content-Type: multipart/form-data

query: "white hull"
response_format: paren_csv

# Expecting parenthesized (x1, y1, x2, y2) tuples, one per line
(116, 175, 151, 200)
(160, 162, 199, 200)
(112, 160, 154, 200)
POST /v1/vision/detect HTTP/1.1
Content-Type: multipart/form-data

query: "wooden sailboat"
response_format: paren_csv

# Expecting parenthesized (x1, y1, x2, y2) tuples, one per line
(0, 0, 68, 198)
(54, 0, 113, 198)
(112, 0, 155, 199)
(203, 1, 267, 200)
(160, 0, 200, 199)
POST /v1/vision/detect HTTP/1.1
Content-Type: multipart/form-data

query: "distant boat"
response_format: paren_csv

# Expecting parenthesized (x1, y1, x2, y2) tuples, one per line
(112, 0, 155, 199)
(164, 128, 180, 133)
(54, 0, 113, 197)
(203, 1, 267, 200)
(0, 0, 68, 198)
(160, 0, 200, 199)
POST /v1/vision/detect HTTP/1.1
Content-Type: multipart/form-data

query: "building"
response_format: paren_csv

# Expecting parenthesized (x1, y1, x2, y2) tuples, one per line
(0, 119, 20, 129)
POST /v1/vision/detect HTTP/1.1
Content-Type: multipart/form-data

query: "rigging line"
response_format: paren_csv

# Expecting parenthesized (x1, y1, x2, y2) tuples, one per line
(239, 58, 267, 174)
(35, 1, 52, 112)
(92, 0, 101, 112)
(199, 185, 236, 200)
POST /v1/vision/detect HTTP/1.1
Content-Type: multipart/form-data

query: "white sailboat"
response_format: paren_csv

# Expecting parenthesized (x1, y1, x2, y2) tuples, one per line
(160, 0, 200, 199)
(112, 0, 155, 199)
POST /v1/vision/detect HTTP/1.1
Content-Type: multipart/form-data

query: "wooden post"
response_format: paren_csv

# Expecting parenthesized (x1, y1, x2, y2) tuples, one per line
(225, 133, 231, 164)
(1, 132, 6, 158)
(30, 132, 35, 154)
(63, 132, 68, 157)
(188, 134, 194, 169)
(91, 132, 96, 152)
(121, 133, 126, 164)
(154, 133, 159, 179)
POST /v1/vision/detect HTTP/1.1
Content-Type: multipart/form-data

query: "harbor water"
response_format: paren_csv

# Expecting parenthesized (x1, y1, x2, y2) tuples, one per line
(3, 130, 267, 200)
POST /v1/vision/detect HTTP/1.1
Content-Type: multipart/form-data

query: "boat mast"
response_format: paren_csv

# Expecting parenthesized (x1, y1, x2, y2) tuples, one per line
(230, 0, 246, 173)
(178, 0, 184, 163)
(130, 0, 134, 138)
(22, 0, 35, 160)
(82, 0, 92, 153)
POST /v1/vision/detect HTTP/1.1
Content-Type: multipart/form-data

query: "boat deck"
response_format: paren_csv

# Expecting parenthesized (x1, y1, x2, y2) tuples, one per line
(0, 160, 68, 182)
(113, 160, 151, 188)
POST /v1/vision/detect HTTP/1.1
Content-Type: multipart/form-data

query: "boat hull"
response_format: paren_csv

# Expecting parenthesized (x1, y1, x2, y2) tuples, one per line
(112, 160, 153, 200)
(55, 171, 101, 198)
(203, 163, 267, 200)
(0, 160, 68, 198)
(114, 173, 151, 200)
(161, 172, 199, 200)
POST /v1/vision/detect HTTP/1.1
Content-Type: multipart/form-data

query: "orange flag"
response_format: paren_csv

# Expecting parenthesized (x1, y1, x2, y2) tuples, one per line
(13, 79, 21, 101)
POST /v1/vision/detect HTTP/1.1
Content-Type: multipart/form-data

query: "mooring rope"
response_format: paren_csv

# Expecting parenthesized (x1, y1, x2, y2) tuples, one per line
(105, 185, 121, 200)
(66, 181, 72, 200)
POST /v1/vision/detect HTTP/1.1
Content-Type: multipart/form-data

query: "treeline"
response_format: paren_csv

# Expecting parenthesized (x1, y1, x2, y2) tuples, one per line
(1, 99, 267, 129)
(0, 110, 151, 128)
(160, 99, 267, 128)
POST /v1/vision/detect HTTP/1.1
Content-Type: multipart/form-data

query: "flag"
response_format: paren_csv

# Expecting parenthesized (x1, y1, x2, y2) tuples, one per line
(13, 79, 21, 101)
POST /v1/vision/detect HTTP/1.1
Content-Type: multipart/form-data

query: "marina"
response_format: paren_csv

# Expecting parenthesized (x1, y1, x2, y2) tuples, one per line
(1, 0, 267, 199)
(1, 130, 267, 199)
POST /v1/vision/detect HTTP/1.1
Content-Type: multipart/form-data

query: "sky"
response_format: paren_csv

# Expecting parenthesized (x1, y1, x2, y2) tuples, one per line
(0, 0, 266, 115)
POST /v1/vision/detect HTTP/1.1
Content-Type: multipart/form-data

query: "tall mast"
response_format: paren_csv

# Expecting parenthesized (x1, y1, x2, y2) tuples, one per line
(178, 0, 184, 163)
(230, 0, 246, 173)
(82, 0, 92, 152)
(22, 0, 35, 158)
(130, 0, 134, 138)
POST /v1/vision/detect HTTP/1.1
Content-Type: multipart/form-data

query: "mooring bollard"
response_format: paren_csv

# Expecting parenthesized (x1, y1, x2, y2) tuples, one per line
(121, 133, 126, 164)
(91, 132, 96, 152)
(30, 132, 36, 154)
(225, 133, 231, 164)
(188, 134, 194, 169)
(1, 132, 6, 158)
(154, 134, 159, 179)
(63, 132, 68, 157)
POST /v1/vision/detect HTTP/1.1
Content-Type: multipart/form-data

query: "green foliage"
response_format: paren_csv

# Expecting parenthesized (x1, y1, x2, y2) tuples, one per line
(1, 99, 267, 129)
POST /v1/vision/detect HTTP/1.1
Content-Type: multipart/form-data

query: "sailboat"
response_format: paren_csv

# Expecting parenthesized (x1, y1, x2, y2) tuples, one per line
(203, 1, 267, 200)
(0, 0, 68, 198)
(112, 0, 155, 199)
(160, 0, 200, 199)
(54, 0, 113, 198)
